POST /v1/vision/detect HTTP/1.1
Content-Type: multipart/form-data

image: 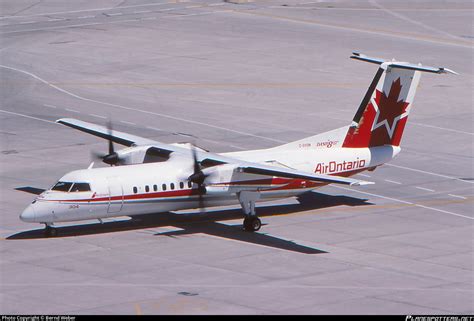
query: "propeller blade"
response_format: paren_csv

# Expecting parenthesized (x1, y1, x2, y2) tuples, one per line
(188, 144, 207, 214)
(90, 118, 119, 166)
(107, 119, 114, 155)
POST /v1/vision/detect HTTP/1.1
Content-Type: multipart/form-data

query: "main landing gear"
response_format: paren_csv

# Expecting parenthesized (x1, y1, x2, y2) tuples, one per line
(238, 191, 262, 232)
(44, 223, 58, 237)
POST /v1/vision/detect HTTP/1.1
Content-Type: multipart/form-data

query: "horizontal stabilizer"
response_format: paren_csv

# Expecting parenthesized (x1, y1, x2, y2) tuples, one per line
(351, 52, 458, 74)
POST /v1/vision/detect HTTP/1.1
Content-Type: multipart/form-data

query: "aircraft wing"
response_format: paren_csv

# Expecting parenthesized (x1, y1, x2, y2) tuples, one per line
(198, 152, 373, 186)
(56, 118, 181, 152)
(235, 163, 373, 186)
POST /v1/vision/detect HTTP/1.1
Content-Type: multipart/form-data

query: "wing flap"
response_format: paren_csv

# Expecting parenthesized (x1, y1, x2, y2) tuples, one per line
(238, 165, 373, 186)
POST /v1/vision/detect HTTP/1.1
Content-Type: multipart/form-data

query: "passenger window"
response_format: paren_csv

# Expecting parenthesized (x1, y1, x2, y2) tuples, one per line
(153, 184, 157, 192)
(179, 182, 184, 189)
(170, 183, 175, 190)
(188, 181, 192, 188)
(145, 185, 149, 192)
(52, 181, 73, 192)
(70, 183, 91, 192)
(162, 184, 167, 191)
(133, 187, 137, 194)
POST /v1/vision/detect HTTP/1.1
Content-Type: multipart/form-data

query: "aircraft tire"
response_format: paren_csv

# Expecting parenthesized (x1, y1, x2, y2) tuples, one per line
(243, 217, 261, 232)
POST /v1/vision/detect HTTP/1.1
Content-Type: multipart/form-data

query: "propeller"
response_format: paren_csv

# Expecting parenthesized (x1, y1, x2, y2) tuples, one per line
(91, 119, 119, 166)
(187, 144, 208, 212)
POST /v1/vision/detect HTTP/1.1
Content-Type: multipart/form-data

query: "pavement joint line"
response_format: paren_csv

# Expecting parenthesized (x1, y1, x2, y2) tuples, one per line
(165, 10, 233, 18)
(43, 104, 57, 109)
(65, 108, 80, 113)
(19, 21, 37, 24)
(0, 283, 472, 292)
(0, 1, 187, 20)
(369, 0, 463, 41)
(415, 186, 436, 192)
(107, 13, 123, 16)
(231, 9, 473, 49)
(333, 185, 473, 220)
(134, 10, 151, 14)
(448, 194, 467, 200)
(77, 15, 95, 19)
(0, 7, 229, 35)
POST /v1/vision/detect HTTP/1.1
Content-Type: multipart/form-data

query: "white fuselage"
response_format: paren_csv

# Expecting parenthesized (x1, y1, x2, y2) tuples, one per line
(20, 145, 400, 224)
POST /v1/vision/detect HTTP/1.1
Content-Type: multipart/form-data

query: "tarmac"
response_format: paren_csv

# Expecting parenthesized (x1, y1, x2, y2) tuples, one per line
(0, 0, 473, 315)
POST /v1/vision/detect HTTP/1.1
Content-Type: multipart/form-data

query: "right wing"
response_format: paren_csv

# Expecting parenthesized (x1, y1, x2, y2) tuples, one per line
(56, 118, 159, 147)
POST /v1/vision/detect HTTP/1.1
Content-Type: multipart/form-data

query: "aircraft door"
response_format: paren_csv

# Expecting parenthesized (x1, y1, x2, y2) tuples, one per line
(107, 177, 123, 213)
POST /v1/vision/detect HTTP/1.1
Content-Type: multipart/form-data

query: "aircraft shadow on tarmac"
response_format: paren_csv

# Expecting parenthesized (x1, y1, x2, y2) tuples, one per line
(8, 192, 372, 254)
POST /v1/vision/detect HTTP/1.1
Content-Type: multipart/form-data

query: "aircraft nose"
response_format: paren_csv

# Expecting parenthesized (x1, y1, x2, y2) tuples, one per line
(20, 204, 36, 222)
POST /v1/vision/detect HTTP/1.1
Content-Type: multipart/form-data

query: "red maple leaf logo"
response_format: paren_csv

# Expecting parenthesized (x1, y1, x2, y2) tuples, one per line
(372, 78, 410, 138)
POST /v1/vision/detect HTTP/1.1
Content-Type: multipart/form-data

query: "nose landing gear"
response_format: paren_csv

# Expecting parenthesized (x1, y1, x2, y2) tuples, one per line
(44, 223, 58, 237)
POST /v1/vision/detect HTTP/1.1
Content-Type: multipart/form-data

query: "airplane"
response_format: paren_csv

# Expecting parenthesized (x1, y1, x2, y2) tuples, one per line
(19, 53, 456, 237)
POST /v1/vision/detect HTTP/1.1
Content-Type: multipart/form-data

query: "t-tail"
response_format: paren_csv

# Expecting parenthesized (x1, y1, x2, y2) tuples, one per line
(342, 52, 457, 148)
(274, 53, 456, 152)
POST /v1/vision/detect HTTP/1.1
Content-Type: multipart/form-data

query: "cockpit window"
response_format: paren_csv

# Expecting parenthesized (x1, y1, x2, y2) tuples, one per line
(70, 183, 91, 192)
(51, 181, 73, 192)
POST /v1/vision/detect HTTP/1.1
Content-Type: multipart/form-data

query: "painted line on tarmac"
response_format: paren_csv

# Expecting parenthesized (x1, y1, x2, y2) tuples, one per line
(0, 64, 286, 144)
(43, 104, 58, 109)
(334, 185, 473, 220)
(415, 186, 435, 192)
(89, 114, 107, 119)
(384, 163, 473, 185)
(0, 109, 56, 124)
(384, 179, 402, 185)
(410, 122, 473, 136)
(448, 194, 467, 200)
(120, 120, 136, 125)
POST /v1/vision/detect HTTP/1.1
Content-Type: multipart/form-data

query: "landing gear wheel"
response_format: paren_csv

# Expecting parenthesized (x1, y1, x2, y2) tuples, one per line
(44, 225, 58, 238)
(243, 217, 261, 232)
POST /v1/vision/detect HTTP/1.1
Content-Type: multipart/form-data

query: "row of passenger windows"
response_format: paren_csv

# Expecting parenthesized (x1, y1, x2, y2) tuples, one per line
(133, 181, 192, 194)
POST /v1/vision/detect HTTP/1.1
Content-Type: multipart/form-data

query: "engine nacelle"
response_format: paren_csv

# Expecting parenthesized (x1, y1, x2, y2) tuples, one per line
(114, 145, 171, 165)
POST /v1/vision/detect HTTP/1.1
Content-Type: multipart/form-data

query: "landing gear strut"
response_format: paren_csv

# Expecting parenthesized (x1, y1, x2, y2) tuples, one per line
(238, 191, 262, 232)
(44, 223, 57, 237)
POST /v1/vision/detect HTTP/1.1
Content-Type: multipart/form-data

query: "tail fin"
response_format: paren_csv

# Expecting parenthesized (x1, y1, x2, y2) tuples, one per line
(342, 52, 457, 148)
